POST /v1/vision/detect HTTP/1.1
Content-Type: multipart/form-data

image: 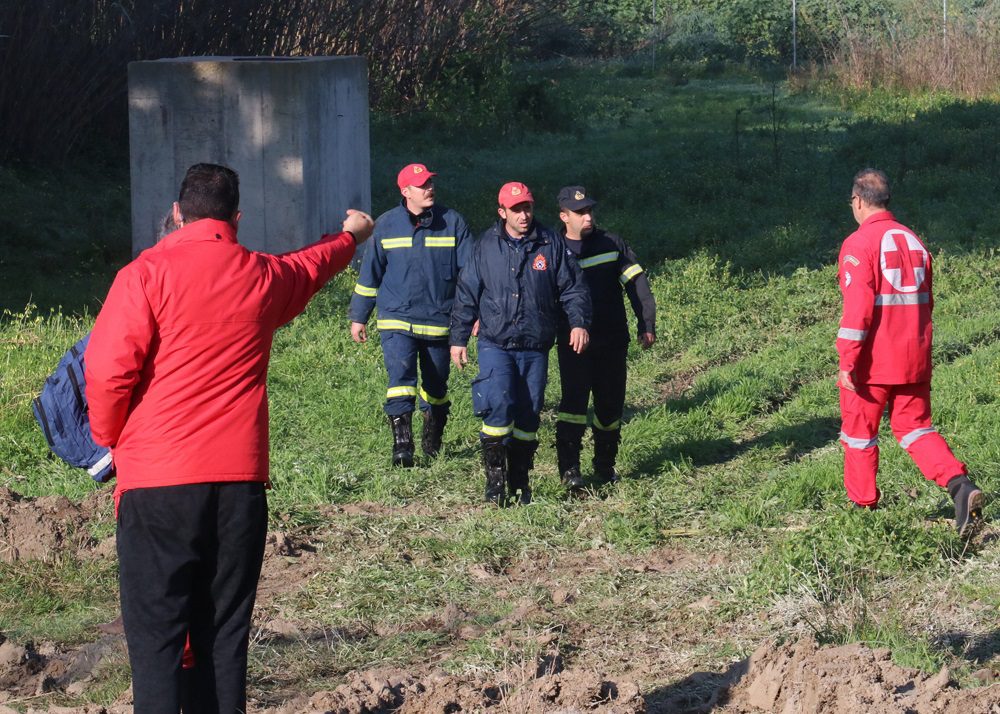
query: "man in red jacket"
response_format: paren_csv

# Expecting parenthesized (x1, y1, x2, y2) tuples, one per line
(836, 168, 983, 536)
(86, 163, 373, 713)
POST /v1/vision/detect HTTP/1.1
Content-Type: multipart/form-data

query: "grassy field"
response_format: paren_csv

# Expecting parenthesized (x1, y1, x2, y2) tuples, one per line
(2, 62, 1000, 708)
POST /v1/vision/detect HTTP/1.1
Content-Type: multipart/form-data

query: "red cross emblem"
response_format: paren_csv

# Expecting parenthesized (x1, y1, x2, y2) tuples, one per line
(880, 229, 926, 292)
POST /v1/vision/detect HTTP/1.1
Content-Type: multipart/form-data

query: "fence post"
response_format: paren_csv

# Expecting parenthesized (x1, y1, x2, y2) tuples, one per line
(792, 0, 798, 70)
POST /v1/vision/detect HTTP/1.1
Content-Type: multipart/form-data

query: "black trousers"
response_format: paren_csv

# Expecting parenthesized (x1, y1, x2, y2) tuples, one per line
(117, 481, 268, 714)
(556, 339, 628, 436)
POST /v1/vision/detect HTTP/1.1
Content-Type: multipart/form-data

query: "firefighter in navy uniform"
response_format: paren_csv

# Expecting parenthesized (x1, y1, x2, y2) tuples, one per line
(451, 181, 591, 505)
(555, 186, 656, 490)
(350, 164, 473, 466)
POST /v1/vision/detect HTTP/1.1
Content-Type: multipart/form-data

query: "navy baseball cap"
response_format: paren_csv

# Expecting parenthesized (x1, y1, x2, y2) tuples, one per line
(557, 186, 596, 211)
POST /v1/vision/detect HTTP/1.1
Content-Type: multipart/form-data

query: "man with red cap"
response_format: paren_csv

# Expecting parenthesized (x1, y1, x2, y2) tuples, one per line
(350, 164, 473, 466)
(837, 167, 983, 536)
(555, 186, 656, 491)
(451, 181, 591, 505)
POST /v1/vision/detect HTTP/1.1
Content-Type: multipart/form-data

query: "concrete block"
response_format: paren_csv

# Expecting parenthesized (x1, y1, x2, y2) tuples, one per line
(128, 56, 369, 255)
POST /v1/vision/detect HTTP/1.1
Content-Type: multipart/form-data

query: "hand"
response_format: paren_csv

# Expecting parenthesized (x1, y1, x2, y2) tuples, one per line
(342, 209, 374, 244)
(639, 332, 655, 349)
(471, 319, 480, 337)
(836, 370, 856, 391)
(350, 321, 367, 343)
(451, 346, 468, 369)
(569, 327, 589, 354)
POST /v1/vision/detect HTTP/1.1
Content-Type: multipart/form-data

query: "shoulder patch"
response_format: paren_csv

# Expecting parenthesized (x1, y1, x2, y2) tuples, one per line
(843, 254, 860, 267)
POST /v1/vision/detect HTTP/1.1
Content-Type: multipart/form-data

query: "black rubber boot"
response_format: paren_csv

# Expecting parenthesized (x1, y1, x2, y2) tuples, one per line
(481, 436, 508, 506)
(421, 404, 448, 458)
(592, 428, 621, 485)
(388, 413, 415, 468)
(507, 440, 537, 505)
(556, 437, 585, 491)
(947, 475, 984, 539)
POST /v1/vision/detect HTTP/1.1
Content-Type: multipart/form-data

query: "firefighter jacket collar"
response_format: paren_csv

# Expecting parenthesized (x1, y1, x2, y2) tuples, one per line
(404, 200, 434, 229)
(502, 220, 548, 247)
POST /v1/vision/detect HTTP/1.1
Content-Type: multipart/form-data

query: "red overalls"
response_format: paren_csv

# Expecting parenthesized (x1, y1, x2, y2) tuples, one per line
(836, 211, 966, 506)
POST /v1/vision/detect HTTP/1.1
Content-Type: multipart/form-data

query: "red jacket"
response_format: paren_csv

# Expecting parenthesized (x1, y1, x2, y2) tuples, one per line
(836, 210, 933, 384)
(85, 219, 355, 498)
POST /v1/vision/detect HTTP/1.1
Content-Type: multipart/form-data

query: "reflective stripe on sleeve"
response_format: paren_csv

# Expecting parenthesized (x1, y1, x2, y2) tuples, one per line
(840, 431, 878, 450)
(557, 412, 588, 425)
(381, 237, 413, 250)
(354, 284, 378, 298)
(481, 422, 513, 437)
(619, 264, 643, 285)
(387, 386, 418, 399)
(579, 251, 618, 269)
(425, 236, 456, 247)
(419, 388, 450, 406)
(512, 428, 537, 442)
(899, 427, 937, 449)
(874, 292, 929, 306)
(837, 327, 868, 341)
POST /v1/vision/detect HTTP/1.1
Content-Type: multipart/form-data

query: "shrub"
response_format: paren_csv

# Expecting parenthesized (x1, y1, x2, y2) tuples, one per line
(0, 0, 540, 162)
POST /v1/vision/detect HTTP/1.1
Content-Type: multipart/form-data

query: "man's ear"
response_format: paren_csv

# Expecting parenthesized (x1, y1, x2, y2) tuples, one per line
(559, 210, 569, 224)
(172, 202, 184, 227)
(497, 207, 506, 220)
(232, 210, 242, 230)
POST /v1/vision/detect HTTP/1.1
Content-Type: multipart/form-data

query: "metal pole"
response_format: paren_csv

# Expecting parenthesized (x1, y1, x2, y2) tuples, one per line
(943, 0, 947, 46)
(652, 0, 657, 69)
(792, 0, 798, 69)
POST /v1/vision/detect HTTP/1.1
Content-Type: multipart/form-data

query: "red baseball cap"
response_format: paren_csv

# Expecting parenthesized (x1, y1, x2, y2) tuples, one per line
(397, 163, 436, 189)
(498, 181, 534, 208)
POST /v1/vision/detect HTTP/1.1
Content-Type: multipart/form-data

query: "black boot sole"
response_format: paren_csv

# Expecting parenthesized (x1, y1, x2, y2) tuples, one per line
(392, 452, 415, 468)
(958, 489, 985, 539)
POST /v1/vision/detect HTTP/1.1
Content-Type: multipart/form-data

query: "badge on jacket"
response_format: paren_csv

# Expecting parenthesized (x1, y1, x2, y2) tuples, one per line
(532, 255, 548, 271)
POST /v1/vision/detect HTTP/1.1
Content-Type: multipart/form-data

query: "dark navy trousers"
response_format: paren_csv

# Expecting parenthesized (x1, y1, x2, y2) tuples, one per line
(472, 339, 548, 443)
(379, 330, 451, 416)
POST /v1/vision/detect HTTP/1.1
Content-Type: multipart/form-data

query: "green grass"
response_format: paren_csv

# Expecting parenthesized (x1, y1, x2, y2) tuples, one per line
(3, 60, 1000, 705)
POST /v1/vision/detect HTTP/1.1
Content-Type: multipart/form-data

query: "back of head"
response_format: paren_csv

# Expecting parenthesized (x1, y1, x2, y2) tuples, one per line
(178, 163, 240, 222)
(852, 168, 891, 209)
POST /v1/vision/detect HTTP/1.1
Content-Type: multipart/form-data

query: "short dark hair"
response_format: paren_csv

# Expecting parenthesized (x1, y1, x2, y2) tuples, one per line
(178, 163, 240, 222)
(852, 168, 890, 208)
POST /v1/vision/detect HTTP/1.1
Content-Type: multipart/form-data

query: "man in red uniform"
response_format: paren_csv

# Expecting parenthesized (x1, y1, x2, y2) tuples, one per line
(86, 163, 373, 712)
(836, 168, 983, 536)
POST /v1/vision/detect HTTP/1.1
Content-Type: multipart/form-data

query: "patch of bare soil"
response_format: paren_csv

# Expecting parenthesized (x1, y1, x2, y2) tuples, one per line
(0, 631, 126, 709)
(0, 486, 110, 562)
(255, 663, 644, 714)
(500, 545, 702, 587)
(712, 637, 1000, 714)
(255, 529, 324, 604)
(659, 369, 701, 402)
